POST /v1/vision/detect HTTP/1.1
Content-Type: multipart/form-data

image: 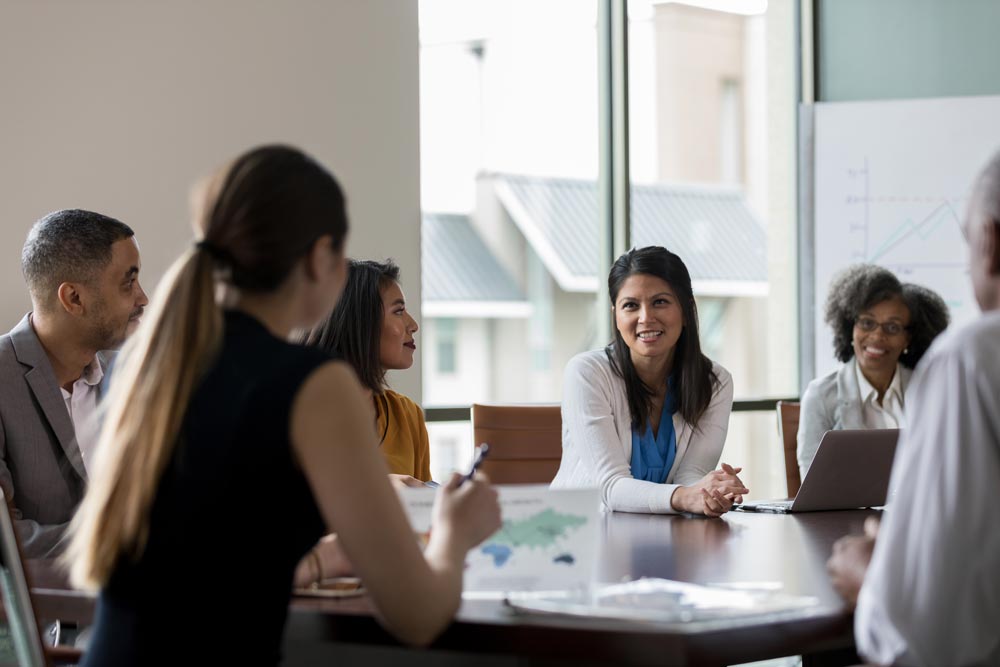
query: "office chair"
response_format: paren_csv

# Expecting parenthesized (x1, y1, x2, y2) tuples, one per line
(471, 404, 562, 484)
(776, 401, 802, 498)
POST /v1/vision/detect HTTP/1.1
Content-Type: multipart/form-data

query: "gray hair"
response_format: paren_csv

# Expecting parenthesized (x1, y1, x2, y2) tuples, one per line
(973, 149, 1000, 226)
(21, 209, 135, 307)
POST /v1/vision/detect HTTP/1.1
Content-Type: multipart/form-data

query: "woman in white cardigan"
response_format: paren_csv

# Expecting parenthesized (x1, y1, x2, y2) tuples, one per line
(551, 246, 746, 516)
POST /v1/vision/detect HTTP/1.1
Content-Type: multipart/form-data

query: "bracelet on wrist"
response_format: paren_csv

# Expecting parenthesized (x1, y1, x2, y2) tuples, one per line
(308, 548, 324, 589)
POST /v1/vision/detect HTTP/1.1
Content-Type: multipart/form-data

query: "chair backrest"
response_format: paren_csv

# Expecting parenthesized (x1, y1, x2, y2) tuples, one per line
(471, 404, 562, 484)
(776, 401, 801, 498)
(0, 488, 48, 667)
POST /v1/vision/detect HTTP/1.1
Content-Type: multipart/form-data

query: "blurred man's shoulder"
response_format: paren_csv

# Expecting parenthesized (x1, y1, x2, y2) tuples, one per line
(924, 311, 1000, 367)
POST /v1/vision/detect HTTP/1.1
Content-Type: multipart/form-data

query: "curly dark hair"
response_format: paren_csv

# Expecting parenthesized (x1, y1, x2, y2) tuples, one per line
(898, 283, 950, 367)
(824, 264, 949, 369)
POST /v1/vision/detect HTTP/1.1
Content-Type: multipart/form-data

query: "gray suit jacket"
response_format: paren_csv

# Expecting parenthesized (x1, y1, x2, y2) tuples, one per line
(796, 360, 911, 480)
(0, 314, 98, 557)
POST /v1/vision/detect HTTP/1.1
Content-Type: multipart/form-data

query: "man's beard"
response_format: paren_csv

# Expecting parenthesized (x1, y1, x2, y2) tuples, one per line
(86, 301, 128, 352)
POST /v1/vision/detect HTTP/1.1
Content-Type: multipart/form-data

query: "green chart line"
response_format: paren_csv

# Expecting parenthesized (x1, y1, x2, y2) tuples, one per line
(868, 201, 961, 263)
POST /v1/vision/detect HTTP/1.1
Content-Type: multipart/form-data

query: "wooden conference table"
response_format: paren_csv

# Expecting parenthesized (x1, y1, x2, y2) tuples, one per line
(30, 509, 876, 667)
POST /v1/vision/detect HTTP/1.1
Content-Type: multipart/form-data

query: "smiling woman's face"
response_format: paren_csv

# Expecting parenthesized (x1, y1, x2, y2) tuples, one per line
(852, 295, 911, 377)
(378, 280, 419, 371)
(614, 273, 684, 365)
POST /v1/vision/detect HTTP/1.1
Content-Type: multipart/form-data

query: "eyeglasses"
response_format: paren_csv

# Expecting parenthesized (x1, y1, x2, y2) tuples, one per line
(855, 317, 907, 337)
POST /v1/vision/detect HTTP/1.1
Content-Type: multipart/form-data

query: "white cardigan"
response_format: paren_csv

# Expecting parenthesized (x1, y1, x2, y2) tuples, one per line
(550, 349, 734, 513)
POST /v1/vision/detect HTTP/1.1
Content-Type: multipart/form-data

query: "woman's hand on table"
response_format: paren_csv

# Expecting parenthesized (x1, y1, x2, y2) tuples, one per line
(670, 463, 749, 517)
(293, 534, 355, 588)
(389, 474, 427, 489)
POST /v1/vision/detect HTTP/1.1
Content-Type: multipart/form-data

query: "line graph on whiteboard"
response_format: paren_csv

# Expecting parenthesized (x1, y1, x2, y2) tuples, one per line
(814, 157, 978, 379)
(811, 96, 1000, 378)
(842, 158, 968, 287)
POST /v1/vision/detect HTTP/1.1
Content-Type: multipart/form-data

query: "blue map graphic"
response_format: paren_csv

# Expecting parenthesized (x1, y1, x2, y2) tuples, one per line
(478, 509, 587, 568)
(481, 544, 513, 566)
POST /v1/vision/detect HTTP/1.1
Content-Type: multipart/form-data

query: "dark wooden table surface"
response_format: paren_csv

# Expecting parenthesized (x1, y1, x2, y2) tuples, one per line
(29, 509, 877, 666)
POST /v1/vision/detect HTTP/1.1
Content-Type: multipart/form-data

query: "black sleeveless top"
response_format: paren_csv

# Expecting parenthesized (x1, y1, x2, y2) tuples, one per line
(83, 311, 331, 666)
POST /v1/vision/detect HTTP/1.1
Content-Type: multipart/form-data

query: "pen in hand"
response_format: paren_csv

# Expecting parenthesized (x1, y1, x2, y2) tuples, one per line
(457, 443, 490, 487)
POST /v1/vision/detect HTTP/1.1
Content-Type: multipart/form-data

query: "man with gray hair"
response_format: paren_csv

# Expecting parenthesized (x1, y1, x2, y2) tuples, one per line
(827, 151, 1000, 666)
(0, 209, 148, 557)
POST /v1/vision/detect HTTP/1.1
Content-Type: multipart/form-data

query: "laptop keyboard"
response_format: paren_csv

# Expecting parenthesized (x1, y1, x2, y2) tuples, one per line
(737, 500, 794, 513)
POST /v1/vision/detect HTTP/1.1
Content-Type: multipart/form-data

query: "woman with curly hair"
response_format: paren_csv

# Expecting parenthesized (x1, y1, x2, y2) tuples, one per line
(797, 264, 950, 478)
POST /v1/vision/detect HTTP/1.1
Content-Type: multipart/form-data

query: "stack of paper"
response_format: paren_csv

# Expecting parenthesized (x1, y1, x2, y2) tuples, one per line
(505, 578, 827, 631)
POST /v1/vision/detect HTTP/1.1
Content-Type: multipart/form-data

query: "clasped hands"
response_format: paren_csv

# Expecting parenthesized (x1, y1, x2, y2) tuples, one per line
(670, 463, 749, 517)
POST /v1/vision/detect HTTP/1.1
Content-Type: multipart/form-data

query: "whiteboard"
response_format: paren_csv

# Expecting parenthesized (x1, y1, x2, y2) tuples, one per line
(812, 95, 1000, 379)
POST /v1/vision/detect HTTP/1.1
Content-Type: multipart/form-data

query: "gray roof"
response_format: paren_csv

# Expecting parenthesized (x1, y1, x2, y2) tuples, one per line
(422, 213, 526, 302)
(491, 173, 767, 292)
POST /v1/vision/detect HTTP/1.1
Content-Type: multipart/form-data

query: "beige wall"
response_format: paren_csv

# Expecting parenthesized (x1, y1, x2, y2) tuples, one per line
(0, 0, 423, 400)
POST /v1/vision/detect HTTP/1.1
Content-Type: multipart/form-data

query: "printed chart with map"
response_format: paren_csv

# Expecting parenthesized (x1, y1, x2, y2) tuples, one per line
(397, 485, 599, 594)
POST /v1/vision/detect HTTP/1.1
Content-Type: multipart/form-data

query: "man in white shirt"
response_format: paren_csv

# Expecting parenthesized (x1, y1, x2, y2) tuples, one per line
(827, 152, 1000, 666)
(0, 209, 148, 556)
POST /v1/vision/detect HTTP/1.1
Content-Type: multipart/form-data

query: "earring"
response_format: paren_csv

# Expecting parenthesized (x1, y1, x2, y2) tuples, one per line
(903, 348, 909, 354)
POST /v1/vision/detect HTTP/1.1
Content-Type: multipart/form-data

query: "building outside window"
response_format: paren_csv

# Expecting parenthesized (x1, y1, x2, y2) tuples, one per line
(419, 0, 797, 499)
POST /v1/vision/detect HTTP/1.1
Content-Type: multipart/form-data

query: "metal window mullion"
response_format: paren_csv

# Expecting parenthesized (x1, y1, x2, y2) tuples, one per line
(597, 0, 630, 345)
(796, 0, 817, 394)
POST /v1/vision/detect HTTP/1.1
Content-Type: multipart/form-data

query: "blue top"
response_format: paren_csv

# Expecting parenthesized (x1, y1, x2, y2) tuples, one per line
(630, 383, 677, 483)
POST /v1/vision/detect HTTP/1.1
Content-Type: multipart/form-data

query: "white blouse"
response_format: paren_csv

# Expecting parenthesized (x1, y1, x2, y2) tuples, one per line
(855, 359, 906, 430)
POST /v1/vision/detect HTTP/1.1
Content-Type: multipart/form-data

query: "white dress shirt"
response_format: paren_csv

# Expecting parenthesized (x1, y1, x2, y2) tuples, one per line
(854, 311, 1000, 667)
(796, 362, 912, 480)
(59, 357, 105, 473)
(855, 360, 906, 430)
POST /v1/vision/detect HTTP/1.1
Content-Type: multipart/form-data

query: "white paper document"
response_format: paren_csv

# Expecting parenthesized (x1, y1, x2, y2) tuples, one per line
(505, 578, 826, 632)
(397, 484, 600, 596)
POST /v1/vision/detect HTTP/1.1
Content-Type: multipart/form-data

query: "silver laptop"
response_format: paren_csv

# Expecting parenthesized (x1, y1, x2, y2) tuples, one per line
(736, 429, 899, 513)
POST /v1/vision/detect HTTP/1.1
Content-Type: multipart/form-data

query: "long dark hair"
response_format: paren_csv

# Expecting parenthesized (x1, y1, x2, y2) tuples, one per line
(304, 259, 400, 394)
(606, 246, 717, 430)
(68, 144, 349, 588)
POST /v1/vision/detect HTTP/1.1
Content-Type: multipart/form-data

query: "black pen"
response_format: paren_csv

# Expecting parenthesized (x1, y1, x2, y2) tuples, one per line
(457, 443, 490, 487)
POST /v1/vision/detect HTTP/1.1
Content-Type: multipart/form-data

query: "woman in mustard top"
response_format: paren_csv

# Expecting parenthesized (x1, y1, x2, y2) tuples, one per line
(304, 259, 431, 484)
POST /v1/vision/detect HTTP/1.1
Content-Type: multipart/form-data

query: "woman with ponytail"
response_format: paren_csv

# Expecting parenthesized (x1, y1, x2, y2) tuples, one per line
(551, 246, 746, 517)
(66, 145, 501, 665)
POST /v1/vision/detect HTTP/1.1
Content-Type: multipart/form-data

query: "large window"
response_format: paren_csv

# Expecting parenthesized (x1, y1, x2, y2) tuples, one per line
(419, 0, 601, 475)
(420, 0, 798, 500)
(626, 0, 798, 498)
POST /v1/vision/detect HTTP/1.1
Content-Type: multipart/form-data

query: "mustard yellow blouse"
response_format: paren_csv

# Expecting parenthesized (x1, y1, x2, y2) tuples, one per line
(374, 389, 432, 482)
